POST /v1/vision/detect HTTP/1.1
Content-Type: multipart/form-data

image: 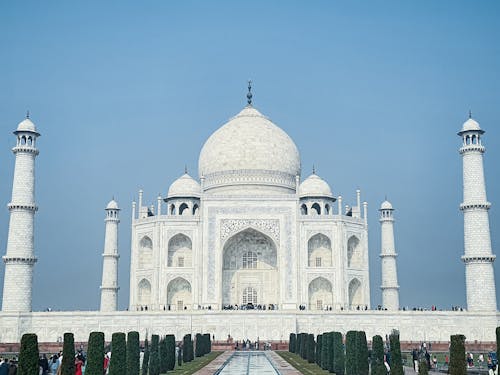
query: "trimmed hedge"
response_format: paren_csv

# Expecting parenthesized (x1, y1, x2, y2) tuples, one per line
(127, 331, 140, 375)
(195, 333, 203, 357)
(315, 334, 322, 366)
(371, 335, 386, 375)
(183, 334, 193, 362)
(307, 334, 316, 363)
(109, 332, 126, 375)
(149, 334, 160, 375)
(141, 337, 149, 375)
(86, 332, 104, 375)
(449, 334, 466, 375)
(389, 332, 403, 375)
(332, 332, 345, 375)
(159, 336, 168, 373)
(18, 333, 39, 375)
(358, 331, 369, 375)
(345, 331, 357, 375)
(166, 334, 176, 371)
(497, 327, 500, 368)
(61, 332, 75, 375)
(289, 333, 296, 353)
(320, 333, 328, 370)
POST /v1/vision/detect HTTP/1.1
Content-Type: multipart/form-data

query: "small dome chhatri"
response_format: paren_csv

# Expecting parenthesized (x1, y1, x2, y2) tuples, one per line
(15, 113, 39, 135)
(299, 173, 333, 198)
(459, 112, 484, 135)
(168, 173, 201, 198)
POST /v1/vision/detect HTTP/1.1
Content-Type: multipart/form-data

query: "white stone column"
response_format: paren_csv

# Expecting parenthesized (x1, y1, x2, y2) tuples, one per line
(100, 200, 120, 311)
(459, 117, 497, 311)
(379, 201, 399, 311)
(2, 117, 40, 312)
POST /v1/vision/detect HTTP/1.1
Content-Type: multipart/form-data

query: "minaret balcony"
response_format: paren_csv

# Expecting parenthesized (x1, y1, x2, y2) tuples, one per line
(459, 202, 491, 211)
(459, 145, 485, 154)
(7, 203, 38, 211)
(12, 146, 39, 155)
(2, 256, 38, 264)
(461, 255, 496, 263)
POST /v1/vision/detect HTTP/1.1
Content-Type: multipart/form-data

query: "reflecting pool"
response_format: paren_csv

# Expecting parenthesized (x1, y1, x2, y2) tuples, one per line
(216, 352, 280, 374)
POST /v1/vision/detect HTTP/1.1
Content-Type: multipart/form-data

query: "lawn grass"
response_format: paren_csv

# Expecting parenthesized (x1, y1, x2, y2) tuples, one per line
(276, 351, 330, 375)
(160, 351, 223, 375)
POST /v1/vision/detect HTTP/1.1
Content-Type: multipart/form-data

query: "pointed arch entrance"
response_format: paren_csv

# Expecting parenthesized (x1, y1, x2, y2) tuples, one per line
(167, 277, 192, 311)
(308, 277, 333, 310)
(222, 228, 278, 307)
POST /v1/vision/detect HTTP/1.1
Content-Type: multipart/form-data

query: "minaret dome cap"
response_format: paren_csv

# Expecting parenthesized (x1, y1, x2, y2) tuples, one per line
(459, 118, 484, 135)
(380, 200, 393, 210)
(106, 199, 119, 210)
(15, 118, 40, 136)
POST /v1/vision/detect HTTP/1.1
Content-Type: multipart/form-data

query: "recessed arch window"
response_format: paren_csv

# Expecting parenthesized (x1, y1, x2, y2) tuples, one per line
(242, 287, 257, 305)
(179, 203, 189, 215)
(242, 251, 257, 269)
(300, 204, 308, 215)
(311, 203, 321, 215)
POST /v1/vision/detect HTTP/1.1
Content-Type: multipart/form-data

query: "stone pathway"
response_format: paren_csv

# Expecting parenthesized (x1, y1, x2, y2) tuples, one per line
(266, 351, 302, 374)
(192, 351, 232, 375)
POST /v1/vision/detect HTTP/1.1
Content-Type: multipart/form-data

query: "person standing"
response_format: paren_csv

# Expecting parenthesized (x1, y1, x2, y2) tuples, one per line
(0, 358, 9, 375)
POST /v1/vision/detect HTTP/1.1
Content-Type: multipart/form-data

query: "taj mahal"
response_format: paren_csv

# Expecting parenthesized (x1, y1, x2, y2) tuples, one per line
(0, 87, 499, 344)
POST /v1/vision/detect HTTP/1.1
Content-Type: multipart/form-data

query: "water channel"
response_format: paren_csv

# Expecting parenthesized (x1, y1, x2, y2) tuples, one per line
(216, 352, 280, 374)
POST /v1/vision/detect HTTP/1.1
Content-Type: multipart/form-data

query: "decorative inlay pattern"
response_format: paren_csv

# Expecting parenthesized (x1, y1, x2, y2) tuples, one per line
(220, 219, 280, 243)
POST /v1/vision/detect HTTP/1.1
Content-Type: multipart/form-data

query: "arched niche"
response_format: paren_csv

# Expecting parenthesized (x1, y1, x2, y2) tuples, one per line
(138, 278, 151, 306)
(308, 233, 332, 267)
(222, 228, 278, 306)
(167, 233, 192, 267)
(348, 278, 362, 309)
(138, 236, 153, 269)
(347, 235, 362, 268)
(308, 277, 333, 310)
(166, 277, 192, 311)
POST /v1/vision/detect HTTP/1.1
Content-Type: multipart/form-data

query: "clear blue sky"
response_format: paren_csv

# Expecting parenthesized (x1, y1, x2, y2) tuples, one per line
(0, 1, 499, 311)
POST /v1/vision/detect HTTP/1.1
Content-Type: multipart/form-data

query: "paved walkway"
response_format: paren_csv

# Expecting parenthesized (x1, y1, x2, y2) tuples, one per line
(193, 351, 232, 375)
(266, 351, 302, 374)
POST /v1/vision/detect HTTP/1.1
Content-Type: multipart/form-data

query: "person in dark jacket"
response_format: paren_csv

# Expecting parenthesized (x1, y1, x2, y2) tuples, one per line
(8, 359, 17, 375)
(0, 358, 9, 375)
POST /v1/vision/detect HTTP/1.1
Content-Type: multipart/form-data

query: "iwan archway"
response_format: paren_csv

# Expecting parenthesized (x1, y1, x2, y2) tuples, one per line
(222, 228, 278, 307)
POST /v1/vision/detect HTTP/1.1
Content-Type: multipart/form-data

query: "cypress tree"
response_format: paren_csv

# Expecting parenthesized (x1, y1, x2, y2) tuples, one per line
(389, 332, 404, 375)
(320, 333, 328, 370)
(183, 334, 192, 363)
(358, 331, 369, 375)
(109, 332, 127, 375)
(496, 327, 500, 367)
(141, 337, 149, 375)
(18, 333, 39, 375)
(449, 334, 466, 375)
(149, 334, 160, 375)
(165, 334, 176, 371)
(345, 331, 357, 375)
(204, 333, 211, 354)
(307, 334, 316, 363)
(127, 331, 140, 375)
(316, 334, 322, 366)
(86, 332, 104, 375)
(327, 332, 334, 373)
(159, 336, 168, 373)
(302, 333, 308, 359)
(289, 333, 296, 353)
(195, 333, 203, 357)
(61, 332, 75, 375)
(296, 333, 302, 355)
(332, 332, 345, 375)
(371, 335, 386, 375)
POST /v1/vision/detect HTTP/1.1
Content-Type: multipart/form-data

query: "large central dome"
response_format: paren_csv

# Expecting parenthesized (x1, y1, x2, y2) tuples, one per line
(198, 106, 301, 194)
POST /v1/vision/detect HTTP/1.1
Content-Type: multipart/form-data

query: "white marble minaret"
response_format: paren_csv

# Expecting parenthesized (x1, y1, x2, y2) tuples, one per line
(100, 199, 120, 311)
(379, 200, 399, 310)
(1, 115, 40, 312)
(459, 115, 497, 311)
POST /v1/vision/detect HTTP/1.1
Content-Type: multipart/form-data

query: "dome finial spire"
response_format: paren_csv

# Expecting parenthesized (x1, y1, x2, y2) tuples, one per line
(469, 109, 472, 119)
(247, 80, 253, 106)
(26, 110, 30, 119)
(312, 164, 316, 174)
(184, 165, 188, 174)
